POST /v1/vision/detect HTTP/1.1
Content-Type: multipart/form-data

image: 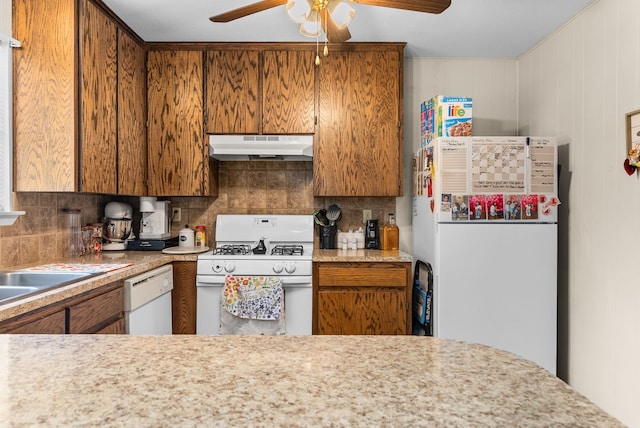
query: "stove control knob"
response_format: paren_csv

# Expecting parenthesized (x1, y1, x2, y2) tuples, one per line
(224, 262, 236, 273)
(284, 263, 296, 274)
(272, 263, 284, 274)
(212, 264, 223, 273)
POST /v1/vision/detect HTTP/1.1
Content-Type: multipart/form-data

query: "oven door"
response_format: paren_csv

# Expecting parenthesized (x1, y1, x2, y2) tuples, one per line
(196, 274, 312, 336)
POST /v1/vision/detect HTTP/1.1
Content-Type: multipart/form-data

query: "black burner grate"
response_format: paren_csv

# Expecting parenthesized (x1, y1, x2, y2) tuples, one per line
(271, 245, 304, 256)
(213, 244, 252, 255)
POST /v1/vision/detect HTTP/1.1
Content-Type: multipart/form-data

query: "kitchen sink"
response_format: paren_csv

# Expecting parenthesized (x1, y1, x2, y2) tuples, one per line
(0, 286, 39, 302)
(0, 271, 96, 303)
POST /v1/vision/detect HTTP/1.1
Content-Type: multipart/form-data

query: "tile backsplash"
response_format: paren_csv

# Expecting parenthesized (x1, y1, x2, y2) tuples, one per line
(0, 161, 395, 269)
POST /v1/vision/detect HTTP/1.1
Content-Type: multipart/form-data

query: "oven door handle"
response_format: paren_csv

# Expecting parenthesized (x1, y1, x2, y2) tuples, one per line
(196, 275, 311, 288)
(279, 276, 312, 288)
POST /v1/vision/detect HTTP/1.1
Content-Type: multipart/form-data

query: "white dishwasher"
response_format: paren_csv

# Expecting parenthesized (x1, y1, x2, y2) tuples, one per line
(124, 264, 173, 335)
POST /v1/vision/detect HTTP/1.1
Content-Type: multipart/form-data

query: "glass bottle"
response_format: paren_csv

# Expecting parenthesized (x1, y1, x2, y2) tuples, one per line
(382, 213, 399, 250)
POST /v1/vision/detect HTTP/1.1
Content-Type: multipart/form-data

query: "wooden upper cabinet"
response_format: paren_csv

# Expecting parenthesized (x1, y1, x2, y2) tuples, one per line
(117, 29, 147, 196)
(262, 50, 315, 134)
(148, 50, 213, 196)
(314, 46, 403, 196)
(205, 50, 259, 134)
(13, 0, 77, 192)
(205, 49, 316, 135)
(80, 0, 118, 194)
(13, 0, 144, 195)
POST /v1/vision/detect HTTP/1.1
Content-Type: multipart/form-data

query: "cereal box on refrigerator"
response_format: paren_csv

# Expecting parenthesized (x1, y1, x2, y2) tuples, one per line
(420, 98, 435, 147)
(424, 96, 472, 144)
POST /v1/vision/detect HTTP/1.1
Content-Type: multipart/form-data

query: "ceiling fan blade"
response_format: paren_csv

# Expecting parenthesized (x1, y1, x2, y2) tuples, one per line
(349, 0, 451, 14)
(321, 12, 352, 43)
(210, 0, 288, 23)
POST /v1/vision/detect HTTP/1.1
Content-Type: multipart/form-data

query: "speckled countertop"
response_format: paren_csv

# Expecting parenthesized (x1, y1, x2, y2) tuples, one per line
(312, 249, 412, 263)
(0, 335, 621, 427)
(0, 251, 198, 322)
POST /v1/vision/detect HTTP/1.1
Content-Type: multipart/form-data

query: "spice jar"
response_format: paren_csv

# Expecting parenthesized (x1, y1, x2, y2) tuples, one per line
(195, 225, 207, 247)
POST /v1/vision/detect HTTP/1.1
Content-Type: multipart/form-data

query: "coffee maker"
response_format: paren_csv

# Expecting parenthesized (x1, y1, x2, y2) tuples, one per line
(139, 197, 171, 239)
(365, 219, 380, 249)
(127, 197, 178, 251)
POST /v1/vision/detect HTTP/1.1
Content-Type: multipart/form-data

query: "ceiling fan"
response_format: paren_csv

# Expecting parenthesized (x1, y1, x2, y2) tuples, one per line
(209, 0, 452, 44)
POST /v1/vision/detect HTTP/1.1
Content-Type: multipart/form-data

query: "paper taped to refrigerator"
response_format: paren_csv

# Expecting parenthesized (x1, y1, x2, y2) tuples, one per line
(422, 136, 557, 195)
(412, 136, 559, 222)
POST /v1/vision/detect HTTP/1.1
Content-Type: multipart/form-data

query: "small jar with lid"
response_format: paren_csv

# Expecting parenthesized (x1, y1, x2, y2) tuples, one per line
(195, 225, 207, 247)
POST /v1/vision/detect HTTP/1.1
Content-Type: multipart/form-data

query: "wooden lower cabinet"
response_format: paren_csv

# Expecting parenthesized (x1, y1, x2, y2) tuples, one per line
(0, 280, 125, 334)
(171, 261, 197, 334)
(313, 262, 411, 335)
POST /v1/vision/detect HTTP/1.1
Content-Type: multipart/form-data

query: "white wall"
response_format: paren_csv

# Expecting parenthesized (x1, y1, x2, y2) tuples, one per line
(518, 0, 640, 426)
(0, 0, 9, 34)
(398, 58, 519, 252)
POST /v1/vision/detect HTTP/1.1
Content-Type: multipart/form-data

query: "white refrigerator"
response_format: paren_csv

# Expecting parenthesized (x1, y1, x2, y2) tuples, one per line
(412, 136, 558, 374)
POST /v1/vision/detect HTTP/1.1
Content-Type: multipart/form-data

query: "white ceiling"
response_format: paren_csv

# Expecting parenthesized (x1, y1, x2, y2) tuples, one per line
(102, 0, 595, 58)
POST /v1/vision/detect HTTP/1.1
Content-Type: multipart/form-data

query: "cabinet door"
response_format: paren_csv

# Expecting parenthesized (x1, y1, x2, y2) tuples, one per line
(80, 0, 118, 194)
(262, 50, 316, 134)
(13, 0, 77, 192)
(117, 29, 147, 196)
(148, 50, 209, 196)
(317, 289, 406, 335)
(205, 50, 259, 134)
(94, 317, 126, 334)
(171, 261, 197, 334)
(315, 49, 402, 196)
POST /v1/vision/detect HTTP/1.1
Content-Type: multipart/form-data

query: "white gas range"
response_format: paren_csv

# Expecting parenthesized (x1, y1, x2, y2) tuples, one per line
(196, 215, 314, 335)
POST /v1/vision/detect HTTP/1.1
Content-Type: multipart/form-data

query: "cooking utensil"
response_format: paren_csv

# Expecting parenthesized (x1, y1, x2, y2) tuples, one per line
(326, 204, 342, 226)
(314, 209, 329, 226)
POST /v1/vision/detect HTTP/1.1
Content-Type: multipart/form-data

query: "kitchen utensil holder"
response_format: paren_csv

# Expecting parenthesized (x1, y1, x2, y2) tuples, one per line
(319, 225, 337, 249)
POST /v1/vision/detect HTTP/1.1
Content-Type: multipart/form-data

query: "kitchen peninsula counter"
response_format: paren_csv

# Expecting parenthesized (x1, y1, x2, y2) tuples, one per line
(313, 249, 412, 263)
(0, 335, 621, 427)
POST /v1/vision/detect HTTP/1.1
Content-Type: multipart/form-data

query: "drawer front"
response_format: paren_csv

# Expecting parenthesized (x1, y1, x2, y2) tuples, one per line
(318, 266, 407, 287)
(5, 310, 66, 334)
(68, 286, 124, 334)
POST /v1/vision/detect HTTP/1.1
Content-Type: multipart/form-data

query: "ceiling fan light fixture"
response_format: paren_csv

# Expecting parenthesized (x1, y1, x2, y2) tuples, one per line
(286, 0, 312, 24)
(300, 11, 322, 37)
(328, 1, 355, 29)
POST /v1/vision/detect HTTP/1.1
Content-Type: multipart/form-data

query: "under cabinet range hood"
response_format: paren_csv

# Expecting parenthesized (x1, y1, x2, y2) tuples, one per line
(209, 135, 313, 161)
